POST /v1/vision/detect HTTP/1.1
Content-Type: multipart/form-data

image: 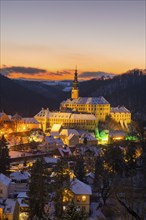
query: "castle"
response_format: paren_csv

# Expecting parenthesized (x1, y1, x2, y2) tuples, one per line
(35, 68, 131, 132)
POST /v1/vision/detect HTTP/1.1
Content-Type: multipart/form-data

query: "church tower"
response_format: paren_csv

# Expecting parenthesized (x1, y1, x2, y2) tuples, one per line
(71, 67, 79, 99)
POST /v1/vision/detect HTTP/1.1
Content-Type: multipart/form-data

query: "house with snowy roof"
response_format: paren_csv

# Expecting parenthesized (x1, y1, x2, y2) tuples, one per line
(38, 135, 64, 152)
(1, 198, 19, 220)
(63, 178, 92, 214)
(0, 174, 11, 199)
(79, 133, 98, 145)
(10, 171, 30, 184)
(17, 192, 29, 213)
(60, 129, 79, 147)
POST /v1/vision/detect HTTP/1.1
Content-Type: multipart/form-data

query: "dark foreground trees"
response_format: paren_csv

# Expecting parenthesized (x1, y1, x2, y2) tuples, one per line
(0, 135, 10, 174)
(28, 158, 51, 220)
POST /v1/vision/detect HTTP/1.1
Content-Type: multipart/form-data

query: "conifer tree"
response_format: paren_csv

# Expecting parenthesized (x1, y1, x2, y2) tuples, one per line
(28, 158, 51, 220)
(62, 200, 88, 220)
(52, 158, 71, 218)
(0, 135, 10, 174)
(74, 156, 85, 182)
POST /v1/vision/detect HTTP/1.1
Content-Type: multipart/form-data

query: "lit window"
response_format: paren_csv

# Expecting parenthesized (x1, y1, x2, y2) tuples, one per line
(82, 195, 86, 202)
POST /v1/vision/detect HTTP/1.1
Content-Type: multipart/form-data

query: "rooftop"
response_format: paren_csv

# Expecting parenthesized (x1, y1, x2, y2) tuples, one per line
(71, 178, 92, 195)
(35, 109, 97, 120)
(61, 96, 109, 105)
(0, 173, 11, 186)
(111, 106, 130, 113)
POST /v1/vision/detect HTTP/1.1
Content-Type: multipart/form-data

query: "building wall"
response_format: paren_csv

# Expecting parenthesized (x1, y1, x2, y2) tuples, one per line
(0, 183, 9, 199)
(71, 89, 79, 99)
(61, 103, 110, 121)
(35, 114, 97, 132)
(74, 194, 90, 214)
(47, 118, 97, 131)
(110, 112, 131, 123)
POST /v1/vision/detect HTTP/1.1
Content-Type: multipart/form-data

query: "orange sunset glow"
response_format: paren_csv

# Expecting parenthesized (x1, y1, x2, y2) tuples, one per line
(1, 1, 145, 80)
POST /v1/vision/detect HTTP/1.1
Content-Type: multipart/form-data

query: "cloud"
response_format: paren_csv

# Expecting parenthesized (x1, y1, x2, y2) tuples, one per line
(79, 71, 114, 78)
(0, 65, 72, 80)
(49, 70, 71, 76)
(0, 66, 47, 76)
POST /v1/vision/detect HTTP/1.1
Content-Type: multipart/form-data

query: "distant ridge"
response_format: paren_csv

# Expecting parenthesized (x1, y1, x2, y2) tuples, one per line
(0, 69, 146, 120)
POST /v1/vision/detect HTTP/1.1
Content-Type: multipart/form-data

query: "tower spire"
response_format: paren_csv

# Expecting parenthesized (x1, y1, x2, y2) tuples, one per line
(71, 66, 79, 99)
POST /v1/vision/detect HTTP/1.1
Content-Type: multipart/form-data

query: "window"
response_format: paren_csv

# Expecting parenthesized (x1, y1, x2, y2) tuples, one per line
(76, 196, 81, 202)
(82, 195, 86, 202)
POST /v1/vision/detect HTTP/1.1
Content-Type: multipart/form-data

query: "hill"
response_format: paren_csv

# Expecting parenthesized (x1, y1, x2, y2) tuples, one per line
(79, 69, 146, 120)
(0, 69, 146, 121)
(0, 74, 69, 116)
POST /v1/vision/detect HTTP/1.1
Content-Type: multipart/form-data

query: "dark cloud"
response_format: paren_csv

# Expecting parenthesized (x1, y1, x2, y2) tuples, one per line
(0, 66, 72, 78)
(49, 70, 71, 76)
(79, 71, 114, 78)
(0, 66, 47, 76)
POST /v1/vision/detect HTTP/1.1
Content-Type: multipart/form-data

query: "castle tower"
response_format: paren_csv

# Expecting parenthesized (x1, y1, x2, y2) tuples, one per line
(71, 67, 79, 99)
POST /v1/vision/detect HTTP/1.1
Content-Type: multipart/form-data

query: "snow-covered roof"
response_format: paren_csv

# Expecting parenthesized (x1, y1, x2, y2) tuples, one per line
(4, 198, 17, 214)
(70, 113, 96, 120)
(109, 130, 126, 137)
(79, 146, 101, 156)
(81, 133, 96, 141)
(35, 110, 96, 121)
(45, 136, 56, 144)
(58, 147, 72, 157)
(55, 138, 64, 146)
(10, 171, 30, 181)
(23, 117, 39, 124)
(110, 106, 130, 113)
(12, 113, 22, 120)
(17, 192, 28, 198)
(71, 178, 92, 195)
(68, 133, 77, 140)
(0, 173, 11, 186)
(51, 124, 62, 132)
(35, 108, 50, 118)
(61, 96, 109, 105)
(44, 157, 58, 164)
(60, 129, 79, 137)
(17, 198, 29, 207)
(86, 172, 95, 179)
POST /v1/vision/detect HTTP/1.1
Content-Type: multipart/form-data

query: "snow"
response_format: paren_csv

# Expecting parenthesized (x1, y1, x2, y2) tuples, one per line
(4, 198, 17, 214)
(44, 157, 58, 164)
(71, 178, 92, 195)
(22, 117, 39, 124)
(10, 171, 30, 181)
(51, 124, 62, 132)
(86, 172, 95, 179)
(35, 109, 96, 121)
(0, 173, 11, 186)
(60, 129, 79, 137)
(111, 106, 130, 113)
(90, 202, 106, 219)
(58, 147, 72, 157)
(62, 97, 109, 105)
(17, 192, 28, 198)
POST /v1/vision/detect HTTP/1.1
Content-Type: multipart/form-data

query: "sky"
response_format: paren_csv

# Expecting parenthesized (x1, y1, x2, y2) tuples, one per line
(0, 0, 145, 80)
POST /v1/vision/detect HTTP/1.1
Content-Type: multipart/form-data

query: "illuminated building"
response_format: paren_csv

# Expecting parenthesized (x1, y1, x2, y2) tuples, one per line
(35, 108, 98, 132)
(110, 106, 131, 127)
(63, 178, 92, 214)
(71, 67, 79, 99)
(60, 68, 131, 125)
